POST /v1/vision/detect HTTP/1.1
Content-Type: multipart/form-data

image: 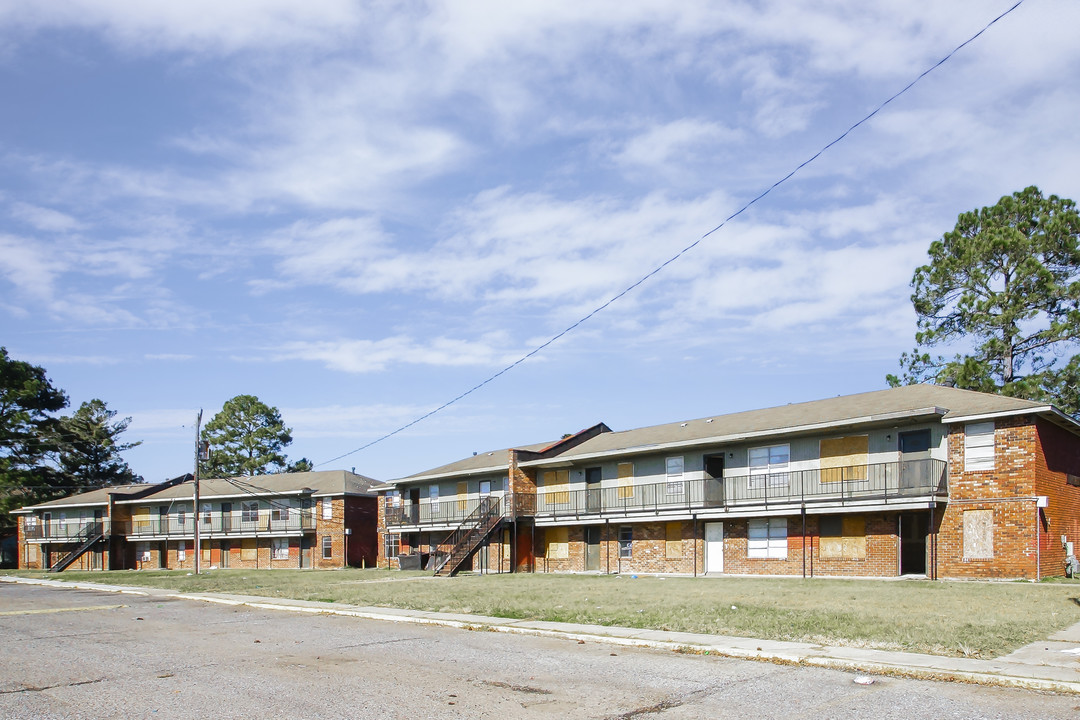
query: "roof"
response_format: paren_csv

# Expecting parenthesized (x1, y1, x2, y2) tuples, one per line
(393, 384, 1071, 484)
(114, 470, 379, 503)
(12, 482, 169, 513)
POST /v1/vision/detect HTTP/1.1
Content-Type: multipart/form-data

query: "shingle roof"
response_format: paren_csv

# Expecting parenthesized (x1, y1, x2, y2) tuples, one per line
(114, 470, 379, 503)
(394, 384, 1065, 483)
(13, 483, 165, 511)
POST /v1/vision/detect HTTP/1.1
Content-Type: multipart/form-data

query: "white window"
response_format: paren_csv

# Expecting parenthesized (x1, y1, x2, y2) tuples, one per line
(964, 422, 995, 472)
(201, 503, 211, 524)
(748, 445, 790, 490)
(666, 456, 685, 494)
(429, 485, 439, 513)
(175, 505, 186, 527)
(322, 499, 333, 520)
(323, 535, 334, 559)
(177, 541, 187, 562)
(25, 516, 37, 529)
(748, 518, 787, 559)
(241, 501, 259, 523)
(272, 538, 289, 560)
(618, 526, 632, 558)
(271, 505, 290, 523)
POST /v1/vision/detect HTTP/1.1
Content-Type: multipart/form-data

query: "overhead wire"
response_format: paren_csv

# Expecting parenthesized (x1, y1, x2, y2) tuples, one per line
(311, 1, 1026, 468)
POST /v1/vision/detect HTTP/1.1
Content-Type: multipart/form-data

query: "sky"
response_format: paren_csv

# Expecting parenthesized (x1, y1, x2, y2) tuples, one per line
(2, 1, 1079, 484)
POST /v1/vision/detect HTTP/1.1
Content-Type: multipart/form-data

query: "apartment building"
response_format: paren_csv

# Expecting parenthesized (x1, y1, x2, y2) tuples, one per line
(377, 385, 1080, 580)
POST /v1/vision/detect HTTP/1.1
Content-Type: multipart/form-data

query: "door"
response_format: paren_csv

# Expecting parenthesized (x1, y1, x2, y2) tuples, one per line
(157, 506, 167, 534)
(221, 503, 232, 533)
(704, 456, 725, 507)
(299, 537, 311, 569)
(408, 488, 421, 524)
(585, 467, 602, 513)
(220, 541, 230, 568)
(899, 513, 929, 575)
(584, 526, 601, 571)
(43, 512, 51, 538)
(899, 430, 932, 492)
(705, 522, 724, 573)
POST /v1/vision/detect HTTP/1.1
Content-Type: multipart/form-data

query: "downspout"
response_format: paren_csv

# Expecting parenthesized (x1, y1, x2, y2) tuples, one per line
(801, 504, 807, 580)
(1036, 501, 1041, 582)
(929, 501, 936, 581)
(692, 516, 697, 578)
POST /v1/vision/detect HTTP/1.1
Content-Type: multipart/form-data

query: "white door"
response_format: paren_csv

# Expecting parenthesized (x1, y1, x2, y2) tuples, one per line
(705, 522, 724, 573)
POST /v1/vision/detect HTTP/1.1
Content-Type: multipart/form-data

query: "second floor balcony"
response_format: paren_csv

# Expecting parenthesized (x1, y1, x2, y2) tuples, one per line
(24, 519, 111, 542)
(383, 459, 947, 528)
(126, 511, 314, 538)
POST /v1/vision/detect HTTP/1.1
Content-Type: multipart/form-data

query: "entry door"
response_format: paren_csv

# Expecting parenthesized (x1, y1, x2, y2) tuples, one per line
(585, 467, 602, 513)
(899, 430, 932, 492)
(408, 488, 421, 524)
(584, 526, 601, 571)
(899, 513, 929, 575)
(220, 542, 230, 568)
(42, 512, 51, 538)
(705, 522, 724, 573)
(221, 503, 232, 533)
(704, 456, 725, 507)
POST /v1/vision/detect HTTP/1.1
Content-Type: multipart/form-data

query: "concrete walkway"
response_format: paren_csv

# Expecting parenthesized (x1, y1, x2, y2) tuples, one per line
(5, 575, 1079, 694)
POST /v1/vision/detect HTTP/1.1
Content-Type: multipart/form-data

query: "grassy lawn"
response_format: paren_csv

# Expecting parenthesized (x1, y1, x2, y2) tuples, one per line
(5, 568, 1079, 659)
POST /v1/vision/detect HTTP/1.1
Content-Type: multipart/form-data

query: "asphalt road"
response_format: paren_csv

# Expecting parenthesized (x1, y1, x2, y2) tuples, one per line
(1, 582, 1077, 719)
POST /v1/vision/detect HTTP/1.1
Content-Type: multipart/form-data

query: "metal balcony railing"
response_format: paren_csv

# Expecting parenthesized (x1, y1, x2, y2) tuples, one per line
(384, 459, 947, 526)
(125, 512, 315, 537)
(24, 520, 112, 541)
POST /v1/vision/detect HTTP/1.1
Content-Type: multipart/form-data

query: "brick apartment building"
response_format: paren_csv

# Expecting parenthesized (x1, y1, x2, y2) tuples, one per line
(13, 470, 378, 572)
(377, 385, 1080, 580)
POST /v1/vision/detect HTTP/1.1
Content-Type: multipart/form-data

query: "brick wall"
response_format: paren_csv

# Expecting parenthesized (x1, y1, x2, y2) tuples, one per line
(1034, 418, 1080, 578)
(938, 417, 1039, 579)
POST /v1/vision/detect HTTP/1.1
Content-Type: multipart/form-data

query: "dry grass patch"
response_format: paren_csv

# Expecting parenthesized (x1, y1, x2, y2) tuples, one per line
(7, 569, 1079, 658)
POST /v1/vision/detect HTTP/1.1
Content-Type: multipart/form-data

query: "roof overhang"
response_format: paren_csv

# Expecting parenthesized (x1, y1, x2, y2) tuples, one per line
(941, 405, 1080, 436)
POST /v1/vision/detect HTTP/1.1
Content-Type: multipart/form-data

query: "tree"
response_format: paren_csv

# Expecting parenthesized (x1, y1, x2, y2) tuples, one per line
(888, 186, 1080, 414)
(284, 457, 314, 473)
(58, 399, 142, 492)
(200, 395, 294, 477)
(0, 347, 68, 527)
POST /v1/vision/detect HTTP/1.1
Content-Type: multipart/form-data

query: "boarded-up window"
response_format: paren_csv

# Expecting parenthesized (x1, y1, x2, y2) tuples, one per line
(819, 516, 867, 559)
(202, 541, 211, 563)
(665, 522, 683, 558)
(820, 435, 869, 483)
(27, 544, 38, 563)
(964, 422, 995, 472)
(456, 482, 468, 512)
(617, 462, 635, 500)
(963, 509, 994, 559)
(546, 527, 569, 559)
(503, 528, 511, 560)
(133, 506, 150, 533)
(543, 470, 570, 505)
(241, 539, 257, 560)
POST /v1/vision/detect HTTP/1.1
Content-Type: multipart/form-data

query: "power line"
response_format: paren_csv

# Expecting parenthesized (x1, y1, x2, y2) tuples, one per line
(316, 0, 1026, 469)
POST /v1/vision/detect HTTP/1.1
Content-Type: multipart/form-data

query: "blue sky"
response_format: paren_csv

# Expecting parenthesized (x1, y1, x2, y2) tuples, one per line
(2, 1, 1079, 484)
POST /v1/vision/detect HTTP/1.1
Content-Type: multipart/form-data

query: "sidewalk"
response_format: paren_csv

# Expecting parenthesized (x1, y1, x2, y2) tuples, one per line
(5, 575, 1079, 694)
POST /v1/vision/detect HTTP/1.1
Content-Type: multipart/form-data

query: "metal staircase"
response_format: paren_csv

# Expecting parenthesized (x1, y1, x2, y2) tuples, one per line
(433, 497, 503, 577)
(48, 522, 105, 573)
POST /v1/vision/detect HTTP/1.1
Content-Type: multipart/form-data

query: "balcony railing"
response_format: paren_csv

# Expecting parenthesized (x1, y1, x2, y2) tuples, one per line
(384, 459, 947, 526)
(125, 513, 314, 537)
(24, 520, 112, 541)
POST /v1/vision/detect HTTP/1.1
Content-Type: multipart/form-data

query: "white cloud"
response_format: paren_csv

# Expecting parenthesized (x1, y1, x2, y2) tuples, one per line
(9, 201, 83, 232)
(274, 334, 518, 374)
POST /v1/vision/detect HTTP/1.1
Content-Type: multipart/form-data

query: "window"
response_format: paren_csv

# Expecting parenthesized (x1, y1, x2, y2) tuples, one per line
(819, 516, 867, 560)
(27, 544, 39, 563)
(429, 485, 440, 514)
(176, 505, 187, 527)
(963, 509, 994, 559)
(666, 456, 685, 494)
(542, 470, 570, 506)
(383, 532, 399, 559)
(271, 505, 290, 523)
(665, 522, 683, 559)
(322, 535, 334, 559)
(546, 527, 569, 559)
(25, 515, 37, 529)
(241, 501, 259, 523)
(748, 518, 787, 559)
(177, 541, 187, 562)
(749, 445, 790, 490)
(202, 541, 210, 563)
(618, 526, 632, 558)
(820, 435, 869, 484)
(964, 422, 995, 472)
(272, 538, 289, 560)
(201, 503, 211, 525)
(617, 462, 635, 500)
(322, 499, 333, 520)
(241, 539, 257, 560)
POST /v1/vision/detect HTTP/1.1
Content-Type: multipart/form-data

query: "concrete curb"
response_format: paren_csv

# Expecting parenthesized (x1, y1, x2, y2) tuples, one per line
(5, 576, 1079, 694)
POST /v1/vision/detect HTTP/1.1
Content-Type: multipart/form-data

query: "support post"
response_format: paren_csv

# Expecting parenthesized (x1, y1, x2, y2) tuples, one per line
(193, 409, 202, 576)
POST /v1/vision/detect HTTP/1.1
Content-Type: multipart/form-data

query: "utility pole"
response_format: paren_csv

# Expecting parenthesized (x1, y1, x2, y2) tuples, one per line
(193, 409, 202, 575)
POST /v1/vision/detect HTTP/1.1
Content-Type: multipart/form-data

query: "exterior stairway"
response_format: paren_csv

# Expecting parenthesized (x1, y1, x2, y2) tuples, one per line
(48, 522, 105, 573)
(433, 497, 503, 577)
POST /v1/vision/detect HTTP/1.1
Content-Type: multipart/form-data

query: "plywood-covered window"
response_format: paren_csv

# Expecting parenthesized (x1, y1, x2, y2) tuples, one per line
(546, 526, 569, 559)
(133, 506, 150, 533)
(542, 470, 570, 505)
(820, 435, 869, 483)
(963, 509, 994, 559)
(27, 544, 38, 563)
(617, 462, 635, 500)
(665, 521, 683, 559)
(241, 539, 257, 560)
(964, 422, 995, 472)
(503, 528, 511, 560)
(456, 482, 468, 512)
(819, 516, 867, 560)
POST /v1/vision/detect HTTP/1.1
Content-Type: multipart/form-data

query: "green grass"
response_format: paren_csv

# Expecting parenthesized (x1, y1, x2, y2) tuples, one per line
(6, 568, 1079, 658)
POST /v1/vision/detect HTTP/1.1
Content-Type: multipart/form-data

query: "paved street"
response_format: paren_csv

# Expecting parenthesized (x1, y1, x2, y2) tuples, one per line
(1, 582, 1078, 719)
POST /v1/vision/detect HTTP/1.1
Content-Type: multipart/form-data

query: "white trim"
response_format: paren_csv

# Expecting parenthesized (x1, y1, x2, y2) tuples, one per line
(940, 406, 1055, 424)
